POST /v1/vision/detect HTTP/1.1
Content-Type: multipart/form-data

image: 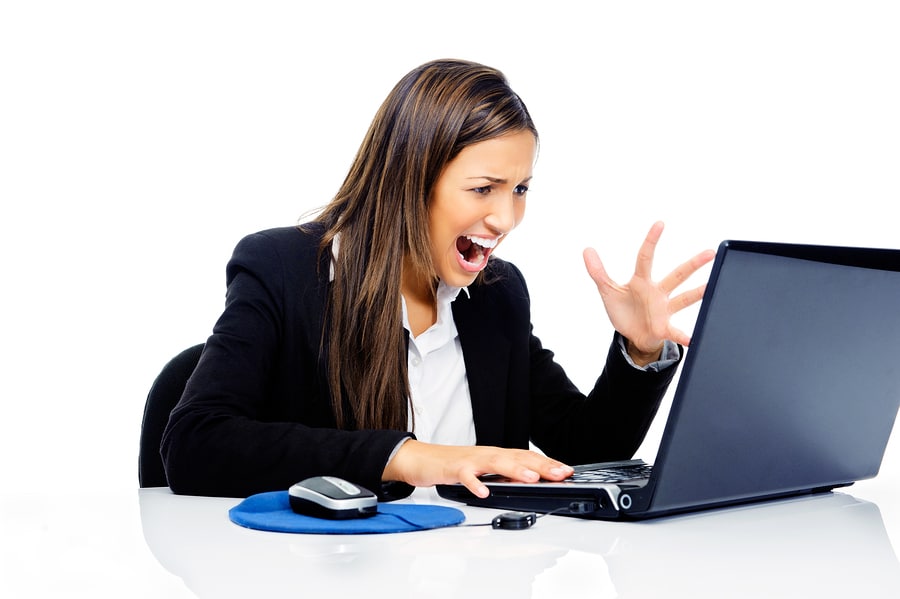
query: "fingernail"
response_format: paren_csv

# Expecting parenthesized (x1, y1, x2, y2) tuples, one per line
(523, 469, 539, 481)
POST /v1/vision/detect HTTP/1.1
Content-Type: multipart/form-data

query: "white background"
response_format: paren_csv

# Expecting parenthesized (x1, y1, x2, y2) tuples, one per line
(2, 0, 898, 533)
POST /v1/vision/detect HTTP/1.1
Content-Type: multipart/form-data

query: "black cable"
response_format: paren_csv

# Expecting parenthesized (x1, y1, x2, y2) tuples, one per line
(457, 506, 574, 530)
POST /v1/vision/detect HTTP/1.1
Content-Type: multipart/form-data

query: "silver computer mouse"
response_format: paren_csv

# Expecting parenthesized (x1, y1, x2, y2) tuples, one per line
(288, 476, 378, 519)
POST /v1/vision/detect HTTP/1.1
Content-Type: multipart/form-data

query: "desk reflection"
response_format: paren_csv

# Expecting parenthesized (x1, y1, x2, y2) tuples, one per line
(140, 489, 900, 599)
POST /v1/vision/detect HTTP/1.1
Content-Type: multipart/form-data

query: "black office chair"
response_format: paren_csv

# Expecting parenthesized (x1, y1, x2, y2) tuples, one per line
(139, 344, 204, 488)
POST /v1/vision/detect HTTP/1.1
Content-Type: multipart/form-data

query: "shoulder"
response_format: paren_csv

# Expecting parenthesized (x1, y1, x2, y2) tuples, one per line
(453, 256, 532, 340)
(233, 223, 324, 257)
(227, 223, 328, 285)
(465, 255, 530, 309)
(479, 255, 529, 294)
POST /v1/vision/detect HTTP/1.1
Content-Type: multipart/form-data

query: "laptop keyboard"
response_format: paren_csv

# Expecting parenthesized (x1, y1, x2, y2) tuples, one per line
(569, 461, 653, 484)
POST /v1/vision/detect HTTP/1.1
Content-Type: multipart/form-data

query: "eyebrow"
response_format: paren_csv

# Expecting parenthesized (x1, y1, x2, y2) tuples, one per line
(466, 176, 533, 184)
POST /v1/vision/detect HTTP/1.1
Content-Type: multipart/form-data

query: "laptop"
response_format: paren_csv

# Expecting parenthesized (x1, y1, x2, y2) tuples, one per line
(437, 240, 900, 520)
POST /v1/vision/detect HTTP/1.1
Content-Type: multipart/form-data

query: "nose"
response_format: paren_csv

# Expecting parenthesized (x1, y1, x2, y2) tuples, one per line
(484, 194, 519, 236)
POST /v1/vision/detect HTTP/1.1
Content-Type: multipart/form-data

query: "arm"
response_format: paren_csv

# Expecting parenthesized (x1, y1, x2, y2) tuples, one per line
(528, 329, 680, 465)
(528, 223, 712, 462)
(160, 229, 413, 498)
(438, 258, 676, 476)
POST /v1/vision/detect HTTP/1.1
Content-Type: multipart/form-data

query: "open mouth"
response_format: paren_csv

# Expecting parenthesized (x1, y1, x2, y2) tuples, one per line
(455, 234, 499, 271)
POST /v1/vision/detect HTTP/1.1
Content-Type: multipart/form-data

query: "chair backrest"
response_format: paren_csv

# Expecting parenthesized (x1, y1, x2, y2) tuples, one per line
(139, 344, 204, 487)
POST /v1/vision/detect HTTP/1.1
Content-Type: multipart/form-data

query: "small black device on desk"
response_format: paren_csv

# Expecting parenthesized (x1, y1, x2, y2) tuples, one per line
(289, 476, 378, 520)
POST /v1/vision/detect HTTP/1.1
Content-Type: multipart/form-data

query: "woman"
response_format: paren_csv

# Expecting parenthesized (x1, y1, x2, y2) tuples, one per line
(161, 59, 714, 499)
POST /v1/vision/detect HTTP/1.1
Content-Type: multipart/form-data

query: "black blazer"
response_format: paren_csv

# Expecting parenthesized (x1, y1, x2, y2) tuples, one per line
(161, 225, 678, 498)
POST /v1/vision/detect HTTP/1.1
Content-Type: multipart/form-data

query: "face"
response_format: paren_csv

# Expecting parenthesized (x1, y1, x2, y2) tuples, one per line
(426, 130, 537, 289)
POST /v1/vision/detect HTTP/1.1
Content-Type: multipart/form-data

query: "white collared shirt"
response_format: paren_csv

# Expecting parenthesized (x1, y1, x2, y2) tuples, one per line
(400, 282, 476, 445)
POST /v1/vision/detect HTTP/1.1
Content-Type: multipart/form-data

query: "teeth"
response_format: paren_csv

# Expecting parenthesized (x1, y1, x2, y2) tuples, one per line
(466, 234, 500, 249)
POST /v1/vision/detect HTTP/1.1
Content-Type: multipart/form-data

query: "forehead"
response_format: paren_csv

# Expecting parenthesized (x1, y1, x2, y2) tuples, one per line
(444, 131, 537, 178)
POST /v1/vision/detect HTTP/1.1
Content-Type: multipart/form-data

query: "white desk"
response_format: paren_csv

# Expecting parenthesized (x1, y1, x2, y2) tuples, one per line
(2, 486, 899, 598)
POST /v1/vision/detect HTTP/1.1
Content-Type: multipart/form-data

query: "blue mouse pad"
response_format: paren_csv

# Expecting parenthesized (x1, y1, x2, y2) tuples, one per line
(229, 491, 466, 534)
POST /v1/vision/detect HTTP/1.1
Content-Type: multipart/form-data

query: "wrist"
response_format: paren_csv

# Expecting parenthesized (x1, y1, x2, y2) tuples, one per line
(382, 438, 417, 483)
(625, 339, 663, 367)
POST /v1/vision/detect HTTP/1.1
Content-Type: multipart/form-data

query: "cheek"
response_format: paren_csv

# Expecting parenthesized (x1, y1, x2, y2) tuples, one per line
(432, 206, 465, 247)
(514, 202, 526, 228)
(430, 222, 458, 266)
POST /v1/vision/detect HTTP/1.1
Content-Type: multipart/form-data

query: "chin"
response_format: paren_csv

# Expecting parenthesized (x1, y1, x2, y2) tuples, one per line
(439, 269, 479, 289)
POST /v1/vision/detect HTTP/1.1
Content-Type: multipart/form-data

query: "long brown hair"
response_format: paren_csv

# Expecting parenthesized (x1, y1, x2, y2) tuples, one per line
(311, 59, 538, 431)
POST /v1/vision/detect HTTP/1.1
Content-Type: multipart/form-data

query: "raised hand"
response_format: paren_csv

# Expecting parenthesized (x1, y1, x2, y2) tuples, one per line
(583, 221, 715, 363)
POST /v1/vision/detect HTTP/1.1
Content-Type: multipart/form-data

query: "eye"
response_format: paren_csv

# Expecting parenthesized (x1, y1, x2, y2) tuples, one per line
(514, 184, 529, 196)
(471, 185, 492, 195)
